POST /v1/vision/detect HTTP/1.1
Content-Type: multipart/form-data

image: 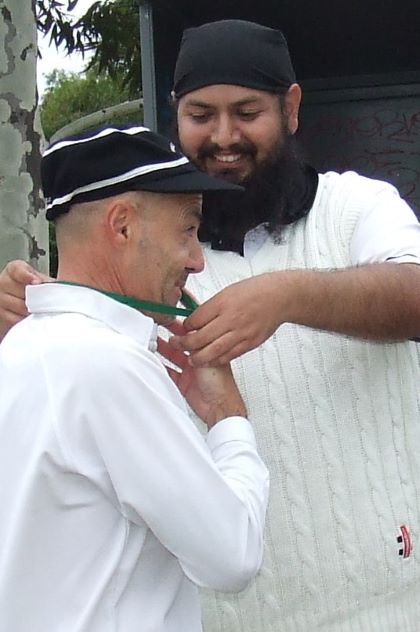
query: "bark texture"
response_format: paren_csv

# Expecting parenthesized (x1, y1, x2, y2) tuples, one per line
(0, 0, 48, 272)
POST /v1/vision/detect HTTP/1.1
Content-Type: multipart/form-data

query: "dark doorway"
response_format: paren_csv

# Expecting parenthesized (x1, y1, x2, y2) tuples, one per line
(145, 0, 420, 214)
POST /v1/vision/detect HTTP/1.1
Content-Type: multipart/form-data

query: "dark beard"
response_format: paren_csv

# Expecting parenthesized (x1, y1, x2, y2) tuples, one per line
(198, 133, 315, 247)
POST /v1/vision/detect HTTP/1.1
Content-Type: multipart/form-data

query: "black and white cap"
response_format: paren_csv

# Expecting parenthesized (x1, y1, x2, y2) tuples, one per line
(42, 125, 242, 220)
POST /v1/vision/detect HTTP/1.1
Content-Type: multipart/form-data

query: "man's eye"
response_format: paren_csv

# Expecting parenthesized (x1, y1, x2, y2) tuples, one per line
(189, 112, 211, 123)
(238, 110, 260, 120)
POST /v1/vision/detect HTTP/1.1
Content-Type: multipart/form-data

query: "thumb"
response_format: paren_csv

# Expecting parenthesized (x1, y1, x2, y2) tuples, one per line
(31, 272, 53, 285)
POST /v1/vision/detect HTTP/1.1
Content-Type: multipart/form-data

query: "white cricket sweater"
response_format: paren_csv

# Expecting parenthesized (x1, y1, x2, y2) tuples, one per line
(187, 172, 420, 631)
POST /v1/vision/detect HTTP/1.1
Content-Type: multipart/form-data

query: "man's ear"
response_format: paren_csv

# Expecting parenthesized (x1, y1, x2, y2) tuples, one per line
(283, 83, 302, 135)
(105, 196, 139, 245)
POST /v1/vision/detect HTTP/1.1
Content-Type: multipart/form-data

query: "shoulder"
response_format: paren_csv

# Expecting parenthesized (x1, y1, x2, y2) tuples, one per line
(36, 312, 165, 390)
(318, 170, 402, 205)
(316, 170, 406, 233)
(302, 171, 408, 266)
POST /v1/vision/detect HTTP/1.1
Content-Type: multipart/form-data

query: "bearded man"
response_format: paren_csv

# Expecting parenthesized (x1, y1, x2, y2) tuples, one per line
(1, 19, 420, 632)
(169, 20, 420, 632)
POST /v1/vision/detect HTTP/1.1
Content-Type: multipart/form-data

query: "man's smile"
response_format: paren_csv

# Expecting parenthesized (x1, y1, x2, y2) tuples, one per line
(213, 154, 242, 163)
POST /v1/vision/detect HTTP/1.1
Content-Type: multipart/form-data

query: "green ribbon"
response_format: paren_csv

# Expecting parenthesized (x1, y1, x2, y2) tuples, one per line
(56, 281, 198, 317)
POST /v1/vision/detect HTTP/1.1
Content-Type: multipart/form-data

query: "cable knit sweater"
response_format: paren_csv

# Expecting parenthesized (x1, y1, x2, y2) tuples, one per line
(187, 172, 420, 631)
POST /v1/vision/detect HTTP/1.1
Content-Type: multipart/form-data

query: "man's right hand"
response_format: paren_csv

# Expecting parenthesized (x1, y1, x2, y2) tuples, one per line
(0, 260, 52, 341)
(158, 320, 247, 428)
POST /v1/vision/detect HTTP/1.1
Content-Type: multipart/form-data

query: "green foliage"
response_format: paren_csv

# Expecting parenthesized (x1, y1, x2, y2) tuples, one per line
(85, 0, 141, 96)
(36, 0, 141, 96)
(40, 68, 138, 139)
(36, 0, 99, 57)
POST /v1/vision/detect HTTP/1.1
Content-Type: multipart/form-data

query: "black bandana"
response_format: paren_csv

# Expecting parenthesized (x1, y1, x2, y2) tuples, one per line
(173, 20, 296, 98)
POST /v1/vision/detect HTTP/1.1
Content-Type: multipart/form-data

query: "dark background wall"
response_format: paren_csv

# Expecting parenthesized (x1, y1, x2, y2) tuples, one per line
(148, 0, 420, 215)
(299, 82, 420, 214)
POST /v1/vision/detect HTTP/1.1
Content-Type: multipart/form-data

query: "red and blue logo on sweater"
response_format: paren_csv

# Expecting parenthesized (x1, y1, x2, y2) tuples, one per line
(397, 525, 412, 559)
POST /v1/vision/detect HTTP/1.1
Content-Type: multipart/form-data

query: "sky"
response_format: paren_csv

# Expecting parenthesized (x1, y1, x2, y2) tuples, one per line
(37, 0, 96, 97)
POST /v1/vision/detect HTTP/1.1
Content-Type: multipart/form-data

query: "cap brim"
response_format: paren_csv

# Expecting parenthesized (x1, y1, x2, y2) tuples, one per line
(133, 167, 244, 193)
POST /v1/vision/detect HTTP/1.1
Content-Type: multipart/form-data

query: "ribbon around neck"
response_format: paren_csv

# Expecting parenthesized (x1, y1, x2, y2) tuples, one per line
(56, 281, 198, 317)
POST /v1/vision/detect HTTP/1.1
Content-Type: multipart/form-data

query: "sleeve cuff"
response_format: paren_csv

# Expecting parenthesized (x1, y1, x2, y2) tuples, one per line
(206, 417, 256, 451)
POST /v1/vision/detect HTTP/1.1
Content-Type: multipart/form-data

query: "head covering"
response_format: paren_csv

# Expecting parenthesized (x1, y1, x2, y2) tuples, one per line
(42, 125, 243, 220)
(173, 19, 296, 99)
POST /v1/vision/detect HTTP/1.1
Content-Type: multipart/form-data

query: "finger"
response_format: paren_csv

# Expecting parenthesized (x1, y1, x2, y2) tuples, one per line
(171, 316, 235, 354)
(35, 272, 54, 284)
(183, 297, 221, 332)
(168, 335, 183, 350)
(203, 340, 255, 366)
(157, 337, 189, 369)
(1, 294, 29, 318)
(165, 319, 186, 336)
(0, 310, 27, 332)
(0, 308, 28, 341)
(5, 260, 47, 287)
(187, 331, 243, 367)
(0, 309, 27, 324)
(165, 366, 182, 388)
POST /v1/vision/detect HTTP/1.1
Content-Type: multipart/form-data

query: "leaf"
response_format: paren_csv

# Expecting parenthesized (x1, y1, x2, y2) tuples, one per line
(36, 0, 142, 93)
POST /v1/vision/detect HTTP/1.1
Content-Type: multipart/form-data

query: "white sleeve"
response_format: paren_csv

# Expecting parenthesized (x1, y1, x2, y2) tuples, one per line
(70, 341, 269, 592)
(350, 185, 420, 266)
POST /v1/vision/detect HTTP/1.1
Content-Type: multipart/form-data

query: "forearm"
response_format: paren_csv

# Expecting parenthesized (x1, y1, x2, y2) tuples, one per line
(176, 261, 420, 366)
(274, 262, 420, 340)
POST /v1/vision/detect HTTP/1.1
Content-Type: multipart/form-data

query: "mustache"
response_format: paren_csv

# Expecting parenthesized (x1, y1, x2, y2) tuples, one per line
(196, 141, 257, 160)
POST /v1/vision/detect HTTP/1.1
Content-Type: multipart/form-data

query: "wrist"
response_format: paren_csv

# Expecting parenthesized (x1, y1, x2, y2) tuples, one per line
(205, 402, 247, 429)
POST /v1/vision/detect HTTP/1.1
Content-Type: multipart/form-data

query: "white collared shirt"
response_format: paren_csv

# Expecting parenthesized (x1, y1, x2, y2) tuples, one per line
(0, 284, 269, 632)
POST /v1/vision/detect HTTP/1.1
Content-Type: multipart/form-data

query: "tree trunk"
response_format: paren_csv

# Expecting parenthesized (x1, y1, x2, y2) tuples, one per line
(0, 0, 48, 273)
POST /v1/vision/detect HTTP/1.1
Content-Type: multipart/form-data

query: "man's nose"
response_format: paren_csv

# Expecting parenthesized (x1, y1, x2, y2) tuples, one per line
(210, 114, 240, 147)
(187, 240, 205, 274)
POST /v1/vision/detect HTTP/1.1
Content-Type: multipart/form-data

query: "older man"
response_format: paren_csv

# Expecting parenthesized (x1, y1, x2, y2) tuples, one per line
(0, 125, 269, 632)
(2, 18, 420, 632)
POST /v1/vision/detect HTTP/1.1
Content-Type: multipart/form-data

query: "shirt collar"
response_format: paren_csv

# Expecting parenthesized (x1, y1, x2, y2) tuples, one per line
(26, 283, 158, 352)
